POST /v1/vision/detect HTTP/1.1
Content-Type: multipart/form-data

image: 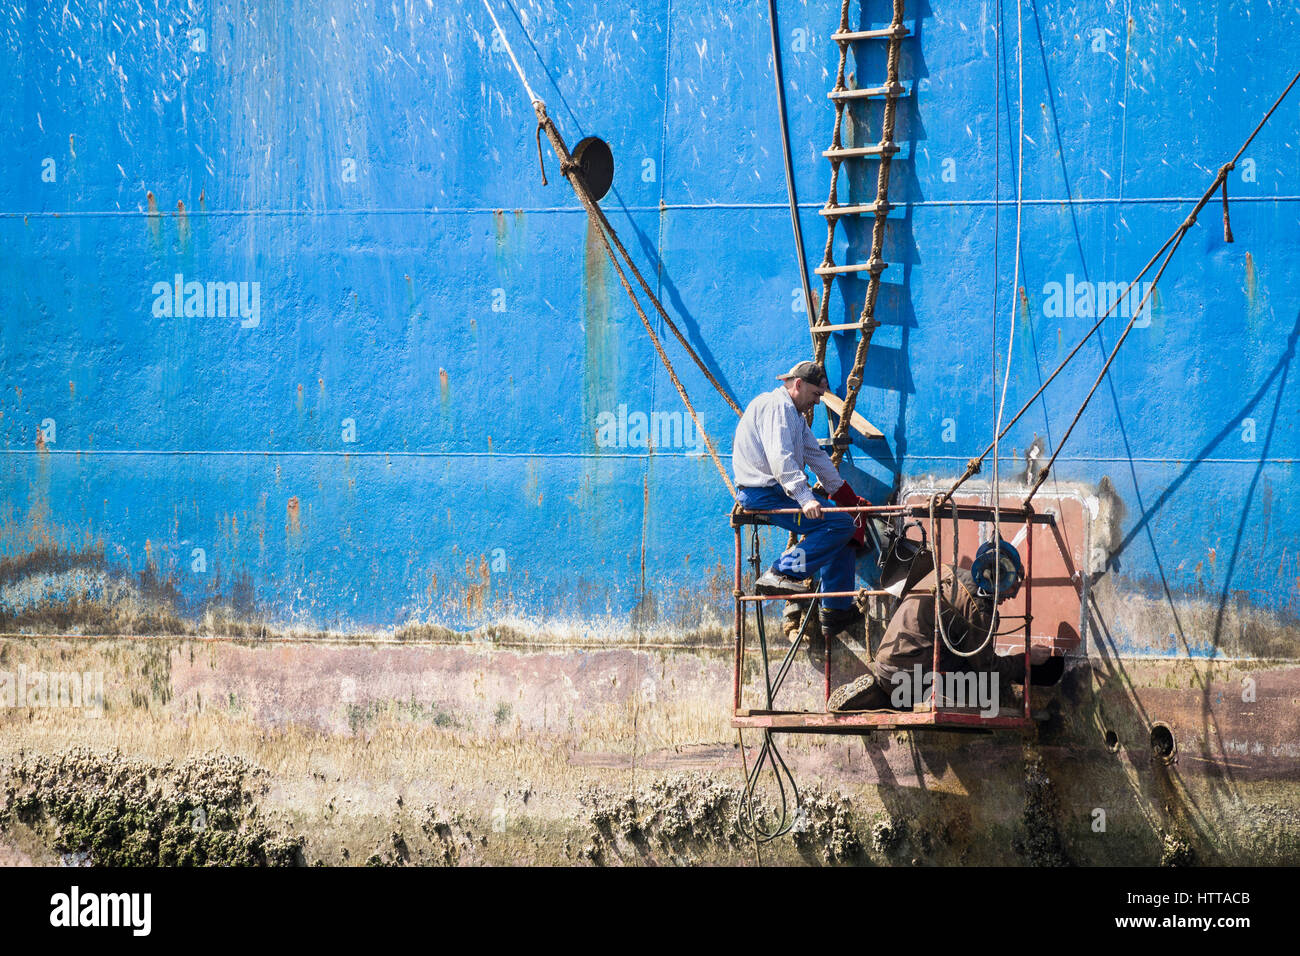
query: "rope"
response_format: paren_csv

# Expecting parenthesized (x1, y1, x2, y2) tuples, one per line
(482, 1, 741, 497)
(822, 0, 909, 466)
(981, 0, 1025, 627)
(935, 232, 1178, 509)
(768, 0, 816, 328)
(1021, 211, 1192, 505)
(483, 0, 743, 418)
(583, 193, 743, 417)
(534, 104, 737, 498)
(1023, 66, 1300, 506)
(941, 66, 1300, 511)
(928, 495, 994, 659)
(480, 0, 540, 104)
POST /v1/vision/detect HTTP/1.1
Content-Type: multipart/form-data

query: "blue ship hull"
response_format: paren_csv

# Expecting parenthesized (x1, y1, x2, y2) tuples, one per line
(0, 0, 1298, 866)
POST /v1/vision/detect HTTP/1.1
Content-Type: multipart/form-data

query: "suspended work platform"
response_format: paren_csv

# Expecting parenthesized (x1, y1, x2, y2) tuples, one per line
(729, 500, 1060, 735)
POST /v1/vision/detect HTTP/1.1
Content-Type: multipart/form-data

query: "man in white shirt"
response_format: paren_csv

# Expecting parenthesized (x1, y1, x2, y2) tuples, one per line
(733, 361, 869, 637)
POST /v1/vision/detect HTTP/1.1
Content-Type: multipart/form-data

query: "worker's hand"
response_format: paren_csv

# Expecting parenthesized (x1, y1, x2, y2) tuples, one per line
(801, 499, 823, 520)
(828, 481, 869, 548)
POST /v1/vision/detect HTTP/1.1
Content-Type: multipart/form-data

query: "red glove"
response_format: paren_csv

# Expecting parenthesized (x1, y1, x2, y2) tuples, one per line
(830, 482, 870, 548)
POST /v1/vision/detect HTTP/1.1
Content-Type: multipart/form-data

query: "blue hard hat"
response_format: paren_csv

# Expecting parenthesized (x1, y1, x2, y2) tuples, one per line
(971, 537, 1024, 600)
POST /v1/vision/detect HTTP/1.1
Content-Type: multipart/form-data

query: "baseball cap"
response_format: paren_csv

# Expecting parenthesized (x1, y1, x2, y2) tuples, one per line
(776, 361, 829, 388)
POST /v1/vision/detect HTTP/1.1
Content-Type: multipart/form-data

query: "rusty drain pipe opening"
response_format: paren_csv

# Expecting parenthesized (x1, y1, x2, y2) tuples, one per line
(1149, 722, 1176, 765)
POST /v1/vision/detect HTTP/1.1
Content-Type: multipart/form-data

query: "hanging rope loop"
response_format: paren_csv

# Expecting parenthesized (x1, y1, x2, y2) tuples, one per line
(1219, 162, 1236, 243)
(534, 121, 548, 186)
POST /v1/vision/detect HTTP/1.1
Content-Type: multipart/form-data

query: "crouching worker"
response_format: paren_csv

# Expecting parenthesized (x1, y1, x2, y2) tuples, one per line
(827, 538, 1064, 713)
(733, 360, 869, 643)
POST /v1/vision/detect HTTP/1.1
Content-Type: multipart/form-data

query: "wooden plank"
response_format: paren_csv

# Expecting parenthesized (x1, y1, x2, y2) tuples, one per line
(822, 144, 898, 159)
(821, 392, 884, 440)
(814, 260, 887, 276)
(819, 201, 890, 217)
(832, 26, 910, 42)
(828, 83, 908, 100)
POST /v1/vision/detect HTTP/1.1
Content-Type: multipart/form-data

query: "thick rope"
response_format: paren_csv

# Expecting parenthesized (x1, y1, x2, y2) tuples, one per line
(823, 0, 908, 465)
(583, 194, 743, 417)
(536, 106, 737, 499)
(483, 1, 740, 499)
(1021, 205, 1195, 505)
(934, 230, 1179, 509)
(811, 0, 854, 358)
(1022, 67, 1300, 505)
(486, 0, 740, 420)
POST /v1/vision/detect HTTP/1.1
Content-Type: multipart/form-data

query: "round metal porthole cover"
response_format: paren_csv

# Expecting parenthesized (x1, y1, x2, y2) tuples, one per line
(1149, 722, 1176, 764)
(571, 137, 615, 201)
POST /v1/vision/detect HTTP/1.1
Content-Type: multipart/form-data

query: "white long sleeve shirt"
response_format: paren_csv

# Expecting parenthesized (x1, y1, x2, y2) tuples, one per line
(732, 386, 844, 507)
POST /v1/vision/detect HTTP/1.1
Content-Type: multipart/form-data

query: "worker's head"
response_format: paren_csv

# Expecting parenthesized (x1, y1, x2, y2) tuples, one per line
(971, 537, 1025, 603)
(777, 361, 828, 413)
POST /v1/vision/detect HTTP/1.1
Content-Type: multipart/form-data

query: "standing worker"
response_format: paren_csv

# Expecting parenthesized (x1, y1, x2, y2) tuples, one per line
(733, 361, 869, 642)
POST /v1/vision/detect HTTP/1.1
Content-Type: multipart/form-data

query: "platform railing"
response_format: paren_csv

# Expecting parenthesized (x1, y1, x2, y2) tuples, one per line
(730, 500, 1054, 733)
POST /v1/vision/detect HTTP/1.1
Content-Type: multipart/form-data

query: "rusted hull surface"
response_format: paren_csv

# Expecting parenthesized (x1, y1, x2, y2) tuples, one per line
(1, 634, 1296, 866)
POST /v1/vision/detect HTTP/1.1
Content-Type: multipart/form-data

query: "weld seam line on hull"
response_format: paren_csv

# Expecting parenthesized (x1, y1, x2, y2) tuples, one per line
(2, 633, 1291, 662)
(8, 450, 1299, 466)
(7, 196, 1300, 219)
(0, 449, 741, 459)
(0, 634, 739, 651)
(911, 455, 1300, 465)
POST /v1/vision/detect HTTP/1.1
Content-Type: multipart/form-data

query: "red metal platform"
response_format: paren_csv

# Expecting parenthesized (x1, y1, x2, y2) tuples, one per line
(732, 707, 1042, 734)
(729, 498, 1067, 735)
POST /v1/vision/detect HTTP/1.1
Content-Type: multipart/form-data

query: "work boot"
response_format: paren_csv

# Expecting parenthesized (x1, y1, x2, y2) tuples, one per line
(781, 599, 823, 645)
(828, 671, 892, 712)
(755, 568, 813, 597)
(818, 605, 864, 645)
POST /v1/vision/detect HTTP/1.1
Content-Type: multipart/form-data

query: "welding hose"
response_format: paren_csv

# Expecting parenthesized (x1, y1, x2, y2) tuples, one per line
(768, 0, 816, 327)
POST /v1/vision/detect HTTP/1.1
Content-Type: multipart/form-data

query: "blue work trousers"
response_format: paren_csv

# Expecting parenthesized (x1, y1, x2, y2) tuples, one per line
(737, 485, 857, 610)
